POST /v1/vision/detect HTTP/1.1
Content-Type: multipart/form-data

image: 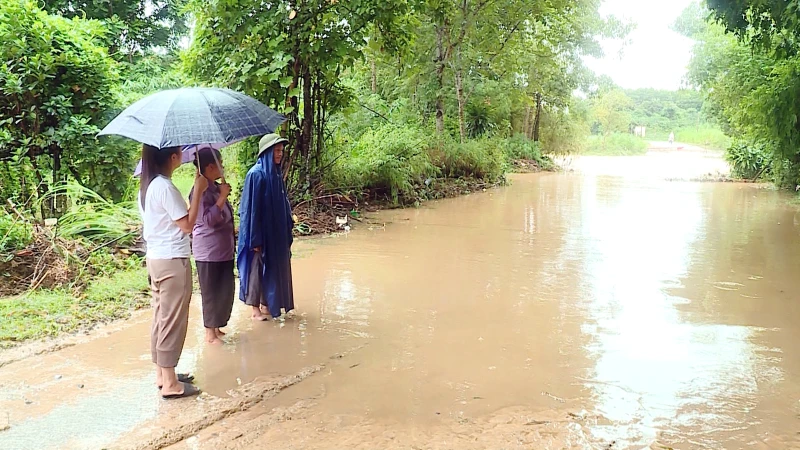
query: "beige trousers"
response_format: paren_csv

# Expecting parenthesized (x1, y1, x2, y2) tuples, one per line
(147, 258, 192, 368)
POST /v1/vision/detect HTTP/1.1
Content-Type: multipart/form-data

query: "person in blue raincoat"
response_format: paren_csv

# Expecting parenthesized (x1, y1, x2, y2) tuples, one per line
(237, 134, 295, 320)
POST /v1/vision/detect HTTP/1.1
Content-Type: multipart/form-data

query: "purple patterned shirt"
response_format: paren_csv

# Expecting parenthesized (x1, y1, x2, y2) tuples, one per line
(189, 182, 235, 262)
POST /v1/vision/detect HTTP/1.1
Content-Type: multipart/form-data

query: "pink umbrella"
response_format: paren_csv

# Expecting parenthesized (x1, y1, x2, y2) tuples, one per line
(133, 143, 227, 177)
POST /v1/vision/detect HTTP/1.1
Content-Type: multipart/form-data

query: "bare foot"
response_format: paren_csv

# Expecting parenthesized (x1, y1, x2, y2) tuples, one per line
(215, 328, 226, 338)
(204, 328, 222, 345)
(252, 306, 269, 321)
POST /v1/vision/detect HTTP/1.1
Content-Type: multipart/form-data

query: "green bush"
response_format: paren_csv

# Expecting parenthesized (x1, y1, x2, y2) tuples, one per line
(0, 0, 125, 209)
(0, 211, 33, 255)
(540, 108, 590, 156)
(726, 139, 773, 180)
(331, 124, 437, 204)
(503, 134, 542, 160)
(429, 138, 505, 182)
(584, 133, 648, 155)
(500, 134, 554, 169)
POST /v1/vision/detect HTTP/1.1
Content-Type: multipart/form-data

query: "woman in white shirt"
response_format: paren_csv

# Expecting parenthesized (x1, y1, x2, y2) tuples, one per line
(139, 144, 208, 399)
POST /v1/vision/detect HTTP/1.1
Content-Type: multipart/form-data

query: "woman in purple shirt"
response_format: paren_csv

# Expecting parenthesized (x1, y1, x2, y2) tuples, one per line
(190, 148, 235, 345)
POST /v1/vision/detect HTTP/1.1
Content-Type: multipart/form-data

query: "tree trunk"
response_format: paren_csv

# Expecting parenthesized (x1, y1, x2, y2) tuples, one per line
(522, 106, 531, 138)
(370, 58, 377, 93)
(301, 68, 314, 192)
(434, 25, 446, 135)
(532, 92, 543, 142)
(51, 145, 61, 216)
(455, 48, 466, 143)
(29, 156, 47, 219)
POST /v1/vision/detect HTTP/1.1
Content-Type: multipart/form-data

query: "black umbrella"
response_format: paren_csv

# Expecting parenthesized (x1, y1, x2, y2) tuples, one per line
(98, 87, 285, 148)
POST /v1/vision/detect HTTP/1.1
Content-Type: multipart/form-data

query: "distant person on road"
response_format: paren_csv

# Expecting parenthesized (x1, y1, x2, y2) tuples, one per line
(668, 132, 675, 146)
(237, 134, 295, 321)
(190, 147, 235, 345)
(139, 144, 206, 400)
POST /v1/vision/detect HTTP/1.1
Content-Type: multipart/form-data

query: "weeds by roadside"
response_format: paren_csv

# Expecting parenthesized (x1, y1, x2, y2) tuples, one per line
(583, 133, 648, 156)
(0, 265, 149, 347)
(648, 126, 731, 151)
(1, 183, 150, 348)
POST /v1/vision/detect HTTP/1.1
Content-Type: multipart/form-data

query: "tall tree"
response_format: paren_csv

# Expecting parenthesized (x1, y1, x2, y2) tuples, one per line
(42, 0, 188, 58)
(685, 1, 800, 187)
(706, 0, 800, 55)
(591, 89, 633, 139)
(185, 0, 411, 195)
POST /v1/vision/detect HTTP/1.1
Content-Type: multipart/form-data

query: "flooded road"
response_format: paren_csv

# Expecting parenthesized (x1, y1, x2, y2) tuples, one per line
(3, 153, 800, 449)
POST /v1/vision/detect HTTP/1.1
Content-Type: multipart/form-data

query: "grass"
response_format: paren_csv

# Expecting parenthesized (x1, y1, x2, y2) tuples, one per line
(46, 182, 141, 247)
(647, 125, 731, 150)
(0, 264, 150, 347)
(583, 133, 648, 156)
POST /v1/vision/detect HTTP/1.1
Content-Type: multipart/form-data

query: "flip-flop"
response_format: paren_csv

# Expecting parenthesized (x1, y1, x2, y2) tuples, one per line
(157, 373, 195, 389)
(161, 382, 201, 400)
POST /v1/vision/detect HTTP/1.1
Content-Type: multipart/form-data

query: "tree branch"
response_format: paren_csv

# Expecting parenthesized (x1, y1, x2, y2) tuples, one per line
(358, 103, 391, 122)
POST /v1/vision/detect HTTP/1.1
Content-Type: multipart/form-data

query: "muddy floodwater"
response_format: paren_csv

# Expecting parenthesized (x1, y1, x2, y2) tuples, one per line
(3, 152, 800, 449)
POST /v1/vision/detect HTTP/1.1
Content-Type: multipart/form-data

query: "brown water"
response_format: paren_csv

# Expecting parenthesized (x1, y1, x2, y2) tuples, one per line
(3, 162, 800, 449)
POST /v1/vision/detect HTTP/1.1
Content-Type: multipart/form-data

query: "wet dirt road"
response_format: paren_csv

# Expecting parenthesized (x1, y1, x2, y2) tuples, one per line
(3, 152, 800, 449)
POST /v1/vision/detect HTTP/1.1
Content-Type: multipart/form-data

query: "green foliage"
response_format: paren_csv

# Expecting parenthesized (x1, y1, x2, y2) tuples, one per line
(502, 134, 544, 161)
(117, 55, 190, 105)
(0, 210, 33, 254)
(500, 134, 554, 169)
(584, 133, 648, 156)
(44, 182, 140, 246)
(625, 88, 706, 133)
(330, 124, 437, 204)
(185, 0, 411, 195)
(42, 0, 189, 58)
(705, 0, 800, 55)
(682, 1, 800, 189)
(0, 0, 126, 211)
(725, 139, 773, 180)
(430, 138, 505, 182)
(590, 89, 633, 135)
(540, 105, 590, 155)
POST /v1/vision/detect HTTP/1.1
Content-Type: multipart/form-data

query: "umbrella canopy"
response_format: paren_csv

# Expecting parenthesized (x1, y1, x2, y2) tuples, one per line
(133, 143, 227, 177)
(98, 87, 285, 149)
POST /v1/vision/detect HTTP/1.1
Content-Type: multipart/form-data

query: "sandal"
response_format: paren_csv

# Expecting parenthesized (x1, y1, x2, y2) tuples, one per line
(161, 382, 201, 400)
(158, 373, 194, 389)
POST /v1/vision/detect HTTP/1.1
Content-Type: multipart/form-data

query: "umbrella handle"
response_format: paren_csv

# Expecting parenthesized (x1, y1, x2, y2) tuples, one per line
(211, 149, 226, 183)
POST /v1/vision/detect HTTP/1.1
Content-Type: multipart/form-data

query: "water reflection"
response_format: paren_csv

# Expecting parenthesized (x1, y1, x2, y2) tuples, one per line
(319, 269, 373, 333)
(564, 176, 795, 448)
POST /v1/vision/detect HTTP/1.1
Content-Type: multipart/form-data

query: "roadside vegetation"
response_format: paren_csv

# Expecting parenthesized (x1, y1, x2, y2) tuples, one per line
(584, 133, 648, 156)
(676, 1, 800, 185)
